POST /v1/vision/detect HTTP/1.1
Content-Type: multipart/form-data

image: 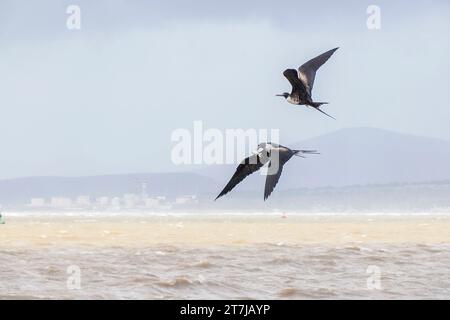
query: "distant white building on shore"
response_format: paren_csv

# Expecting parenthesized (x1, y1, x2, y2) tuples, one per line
(175, 195, 198, 205)
(29, 198, 46, 207)
(76, 196, 90, 206)
(50, 197, 72, 208)
(96, 197, 109, 207)
(144, 197, 160, 208)
(123, 193, 138, 208)
(111, 197, 121, 208)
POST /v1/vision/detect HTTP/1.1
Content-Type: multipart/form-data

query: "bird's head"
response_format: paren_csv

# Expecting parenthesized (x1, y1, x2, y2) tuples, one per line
(256, 143, 267, 153)
(276, 92, 289, 99)
(252, 143, 267, 156)
(254, 142, 276, 155)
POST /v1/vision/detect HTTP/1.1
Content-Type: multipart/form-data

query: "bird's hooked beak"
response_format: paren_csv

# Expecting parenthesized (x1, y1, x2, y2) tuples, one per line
(252, 147, 264, 155)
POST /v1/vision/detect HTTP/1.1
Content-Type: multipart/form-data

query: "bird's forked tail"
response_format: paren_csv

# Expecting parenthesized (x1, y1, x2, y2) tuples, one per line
(293, 150, 320, 158)
(310, 102, 328, 108)
(309, 102, 336, 120)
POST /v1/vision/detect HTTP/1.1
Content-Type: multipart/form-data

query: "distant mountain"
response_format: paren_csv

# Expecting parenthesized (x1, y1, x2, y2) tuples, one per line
(200, 127, 450, 192)
(195, 181, 450, 213)
(0, 172, 216, 205)
(2, 127, 450, 207)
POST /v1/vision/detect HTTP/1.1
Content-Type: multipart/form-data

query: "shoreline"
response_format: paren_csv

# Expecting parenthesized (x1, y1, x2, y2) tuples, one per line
(3, 210, 450, 217)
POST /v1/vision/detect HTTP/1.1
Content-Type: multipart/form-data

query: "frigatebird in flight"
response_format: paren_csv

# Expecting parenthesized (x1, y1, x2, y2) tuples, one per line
(215, 143, 318, 201)
(277, 47, 339, 119)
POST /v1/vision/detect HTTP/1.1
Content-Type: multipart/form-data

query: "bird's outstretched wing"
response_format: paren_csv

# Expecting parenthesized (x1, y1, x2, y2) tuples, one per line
(298, 47, 338, 96)
(215, 153, 268, 200)
(264, 160, 284, 201)
(263, 149, 295, 201)
(283, 69, 306, 95)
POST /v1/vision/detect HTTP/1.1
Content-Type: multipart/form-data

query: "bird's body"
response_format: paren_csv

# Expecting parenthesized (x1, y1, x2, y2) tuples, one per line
(277, 47, 339, 119)
(286, 93, 308, 105)
(215, 143, 318, 201)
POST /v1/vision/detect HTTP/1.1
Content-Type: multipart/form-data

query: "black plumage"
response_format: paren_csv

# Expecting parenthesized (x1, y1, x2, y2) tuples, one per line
(277, 47, 339, 119)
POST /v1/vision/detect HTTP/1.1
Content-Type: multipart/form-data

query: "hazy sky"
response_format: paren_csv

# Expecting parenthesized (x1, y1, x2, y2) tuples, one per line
(1, 0, 449, 178)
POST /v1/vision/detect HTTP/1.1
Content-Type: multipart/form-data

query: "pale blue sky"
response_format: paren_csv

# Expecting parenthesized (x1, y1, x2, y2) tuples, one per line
(0, 0, 449, 178)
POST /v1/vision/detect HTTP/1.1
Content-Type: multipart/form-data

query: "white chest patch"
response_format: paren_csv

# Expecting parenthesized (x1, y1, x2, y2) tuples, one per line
(287, 96, 299, 105)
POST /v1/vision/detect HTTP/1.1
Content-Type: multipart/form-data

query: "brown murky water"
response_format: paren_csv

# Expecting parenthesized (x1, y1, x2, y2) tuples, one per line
(0, 214, 449, 299)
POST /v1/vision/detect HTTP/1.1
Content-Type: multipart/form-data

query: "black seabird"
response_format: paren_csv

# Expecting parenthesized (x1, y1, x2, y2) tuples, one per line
(277, 47, 339, 119)
(215, 143, 318, 201)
